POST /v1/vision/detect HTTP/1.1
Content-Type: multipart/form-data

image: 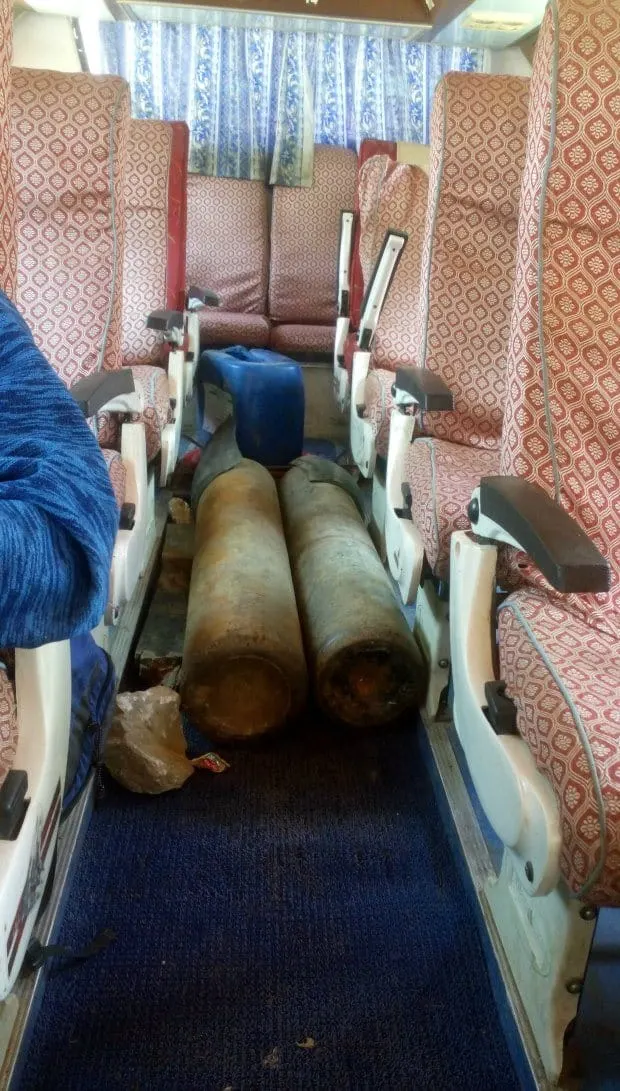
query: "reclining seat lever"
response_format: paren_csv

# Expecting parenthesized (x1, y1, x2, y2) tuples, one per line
(483, 680, 518, 736)
(0, 770, 29, 841)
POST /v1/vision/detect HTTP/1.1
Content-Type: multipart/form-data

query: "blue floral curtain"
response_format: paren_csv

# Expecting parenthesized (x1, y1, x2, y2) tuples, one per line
(89, 20, 485, 186)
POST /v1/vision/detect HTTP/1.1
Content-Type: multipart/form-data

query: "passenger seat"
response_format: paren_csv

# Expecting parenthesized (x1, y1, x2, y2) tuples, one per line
(98, 118, 190, 484)
(384, 73, 529, 618)
(10, 68, 152, 613)
(186, 174, 271, 349)
(450, 0, 619, 1079)
(269, 145, 357, 356)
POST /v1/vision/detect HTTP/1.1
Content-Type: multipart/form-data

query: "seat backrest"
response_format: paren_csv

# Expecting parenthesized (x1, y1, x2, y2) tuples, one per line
(10, 69, 130, 384)
(186, 174, 269, 316)
(349, 140, 397, 330)
(360, 157, 429, 369)
(269, 145, 357, 325)
(0, 0, 18, 792)
(0, 0, 16, 299)
(500, 0, 620, 639)
(351, 140, 429, 333)
(122, 118, 188, 367)
(416, 73, 530, 450)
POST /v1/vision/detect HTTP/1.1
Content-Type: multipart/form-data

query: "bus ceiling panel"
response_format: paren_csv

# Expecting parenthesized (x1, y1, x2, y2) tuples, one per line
(18, 0, 113, 17)
(430, 0, 546, 48)
(119, 0, 434, 33)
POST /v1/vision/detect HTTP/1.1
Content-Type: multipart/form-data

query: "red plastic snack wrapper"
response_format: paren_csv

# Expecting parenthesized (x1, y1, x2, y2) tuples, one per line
(191, 752, 230, 773)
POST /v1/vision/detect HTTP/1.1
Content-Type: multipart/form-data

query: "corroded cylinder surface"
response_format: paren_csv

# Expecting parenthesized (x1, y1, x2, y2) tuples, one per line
(279, 465, 426, 726)
(181, 459, 307, 740)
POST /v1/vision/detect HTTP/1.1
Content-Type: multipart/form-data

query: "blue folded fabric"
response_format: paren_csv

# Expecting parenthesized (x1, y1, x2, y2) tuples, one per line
(0, 292, 119, 647)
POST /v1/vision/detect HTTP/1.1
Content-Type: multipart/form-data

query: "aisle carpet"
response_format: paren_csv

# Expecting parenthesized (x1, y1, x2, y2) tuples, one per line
(20, 719, 520, 1091)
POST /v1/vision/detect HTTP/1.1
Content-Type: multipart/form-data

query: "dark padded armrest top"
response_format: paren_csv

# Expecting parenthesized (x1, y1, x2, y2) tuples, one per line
(70, 370, 134, 417)
(147, 309, 184, 333)
(478, 476, 611, 595)
(188, 286, 220, 308)
(394, 367, 454, 411)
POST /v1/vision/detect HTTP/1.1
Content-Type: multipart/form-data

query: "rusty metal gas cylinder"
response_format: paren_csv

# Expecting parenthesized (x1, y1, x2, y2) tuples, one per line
(279, 461, 426, 726)
(181, 459, 307, 741)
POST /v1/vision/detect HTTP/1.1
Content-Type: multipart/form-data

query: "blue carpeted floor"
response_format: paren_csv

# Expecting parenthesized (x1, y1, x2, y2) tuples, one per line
(20, 719, 520, 1091)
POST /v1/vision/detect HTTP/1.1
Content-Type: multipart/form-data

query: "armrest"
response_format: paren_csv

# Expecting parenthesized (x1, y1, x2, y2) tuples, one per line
(147, 309, 184, 336)
(187, 286, 220, 310)
(358, 230, 407, 351)
(337, 210, 355, 318)
(393, 367, 454, 412)
(469, 475, 611, 595)
(70, 370, 134, 417)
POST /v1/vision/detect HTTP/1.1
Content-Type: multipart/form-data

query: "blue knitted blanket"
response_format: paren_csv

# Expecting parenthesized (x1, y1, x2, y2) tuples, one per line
(0, 292, 119, 647)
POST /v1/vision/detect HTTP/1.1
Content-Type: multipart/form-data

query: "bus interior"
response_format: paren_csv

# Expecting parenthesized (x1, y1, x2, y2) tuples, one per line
(0, 1, 618, 1089)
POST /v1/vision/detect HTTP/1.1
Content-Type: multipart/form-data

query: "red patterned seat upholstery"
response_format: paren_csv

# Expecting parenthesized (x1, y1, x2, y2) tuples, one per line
(493, 0, 620, 902)
(406, 438, 499, 580)
(0, 666, 17, 794)
(394, 73, 529, 579)
(9, 68, 138, 519)
(121, 119, 182, 368)
(0, 0, 16, 796)
(10, 76, 174, 471)
(198, 309, 270, 349)
(348, 139, 398, 336)
(186, 174, 270, 347)
(358, 156, 429, 456)
(10, 69, 130, 383)
(101, 448, 127, 510)
(0, 0, 15, 300)
(116, 118, 194, 459)
(269, 146, 356, 343)
(412, 73, 530, 452)
(270, 323, 334, 355)
(98, 366, 171, 464)
(499, 590, 620, 905)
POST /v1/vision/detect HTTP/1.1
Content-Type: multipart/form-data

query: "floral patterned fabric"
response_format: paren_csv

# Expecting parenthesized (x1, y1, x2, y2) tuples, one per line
(499, 0, 620, 642)
(0, 0, 16, 300)
(343, 331, 357, 376)
(97, 365, 170, 463)
(91, 20, 484, 187)
(269, 323, 334, 355)
(10, 69, 130, 383)
(370, 164, 429, 369)
(101, 449, 127, 510)
(406, 437, 499, 579)
(187, 174, 269, 316)
(269, 145, 357, 325)
(198, 311, 271, 349)
(0, 665, 17, 792)
(499, 589, 620, 906)
(416, 72, 530, 450)
(122, 119, 172, 368)
(358, 159, 428, 454)
(363, 368, 395, 460)
(349, 140, 398, 331)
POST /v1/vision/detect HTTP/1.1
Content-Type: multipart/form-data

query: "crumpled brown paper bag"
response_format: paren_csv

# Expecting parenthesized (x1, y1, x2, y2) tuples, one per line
(105, 686, 194, 794)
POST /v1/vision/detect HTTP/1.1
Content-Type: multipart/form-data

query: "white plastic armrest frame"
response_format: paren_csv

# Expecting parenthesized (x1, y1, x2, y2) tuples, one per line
(160, 350, 184, 486)
(337, 210, 355, 321)
(105, 420, 150, 622)
(450, 529, 562, 896)
(349, 349, 374, 478)
(0, 641, 71, 999)
(385, 407, 424, 603)
(185, 311, 200, 402)
(357, 230, 407, 354)
(97, 391, 141, 416)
